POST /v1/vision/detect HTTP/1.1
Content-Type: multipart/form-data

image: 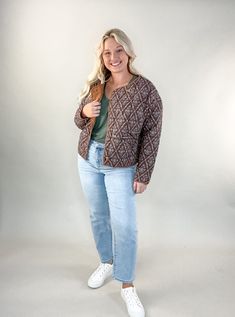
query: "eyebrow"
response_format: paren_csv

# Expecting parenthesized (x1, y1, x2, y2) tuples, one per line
(103, 45, 123, 52)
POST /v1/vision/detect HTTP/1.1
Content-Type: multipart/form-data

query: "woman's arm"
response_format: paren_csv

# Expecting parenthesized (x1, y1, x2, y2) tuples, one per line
(74, 96, 91, 130)
(134, 86, 163, 185)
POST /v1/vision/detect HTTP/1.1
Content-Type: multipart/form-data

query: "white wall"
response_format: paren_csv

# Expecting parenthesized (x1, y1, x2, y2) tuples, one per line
(0, 0, 235, 248)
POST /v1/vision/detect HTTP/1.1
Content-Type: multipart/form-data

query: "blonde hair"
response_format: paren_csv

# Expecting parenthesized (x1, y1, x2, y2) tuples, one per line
(79, 28, 139, 101)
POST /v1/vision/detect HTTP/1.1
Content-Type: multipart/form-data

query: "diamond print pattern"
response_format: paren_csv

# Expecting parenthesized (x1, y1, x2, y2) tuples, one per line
(74, 75, 163, 184)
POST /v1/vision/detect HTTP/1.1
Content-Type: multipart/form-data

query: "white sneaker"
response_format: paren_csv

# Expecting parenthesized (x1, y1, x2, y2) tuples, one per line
(121, 287, 145, 317)
(88, 263, 113, 288)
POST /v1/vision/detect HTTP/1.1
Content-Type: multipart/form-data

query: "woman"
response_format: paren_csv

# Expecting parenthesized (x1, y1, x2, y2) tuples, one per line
(74, 28, 163, 317)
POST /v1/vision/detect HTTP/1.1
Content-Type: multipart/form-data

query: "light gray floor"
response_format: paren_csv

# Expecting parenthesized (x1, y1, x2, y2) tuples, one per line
(0, 240, 234, 317)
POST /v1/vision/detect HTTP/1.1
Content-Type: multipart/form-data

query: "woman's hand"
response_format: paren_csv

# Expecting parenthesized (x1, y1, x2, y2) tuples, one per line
(133, 181, 147, 194)
(82, 101, 101, 118)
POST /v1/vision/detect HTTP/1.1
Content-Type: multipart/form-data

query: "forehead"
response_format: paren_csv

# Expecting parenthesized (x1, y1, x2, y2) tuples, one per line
(103, 37, 122, 50)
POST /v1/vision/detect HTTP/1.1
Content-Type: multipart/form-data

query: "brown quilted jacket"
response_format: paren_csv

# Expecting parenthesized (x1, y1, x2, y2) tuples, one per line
(74, 75, 163, 184)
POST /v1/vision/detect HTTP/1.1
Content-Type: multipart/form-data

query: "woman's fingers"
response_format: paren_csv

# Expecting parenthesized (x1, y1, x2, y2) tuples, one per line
(133, 181, 147, 194)
(92, 102, 101, 116)
(133, 181, 137, 193)
(82, 101, 101, 118)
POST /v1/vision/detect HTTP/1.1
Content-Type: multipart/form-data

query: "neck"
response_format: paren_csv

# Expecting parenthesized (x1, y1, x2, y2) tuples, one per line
(109, 71, 133, 86)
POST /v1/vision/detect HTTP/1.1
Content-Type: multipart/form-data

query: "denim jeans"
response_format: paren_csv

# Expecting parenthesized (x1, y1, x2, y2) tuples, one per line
(78, 139, 137, 283)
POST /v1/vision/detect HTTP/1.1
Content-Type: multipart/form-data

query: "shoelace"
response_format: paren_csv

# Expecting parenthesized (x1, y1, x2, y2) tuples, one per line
(123, 288, 143, 308)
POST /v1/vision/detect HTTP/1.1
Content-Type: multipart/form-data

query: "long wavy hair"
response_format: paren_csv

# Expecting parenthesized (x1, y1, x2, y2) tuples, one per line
(79, 28, 139, 101)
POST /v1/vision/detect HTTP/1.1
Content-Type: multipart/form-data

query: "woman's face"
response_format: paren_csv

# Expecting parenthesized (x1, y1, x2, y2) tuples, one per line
(102, 37, 129, 74)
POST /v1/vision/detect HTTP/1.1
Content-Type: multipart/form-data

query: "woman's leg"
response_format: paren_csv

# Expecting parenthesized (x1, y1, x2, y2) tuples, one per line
(78, 155, 113, 263)
(104, 165, 137, 284)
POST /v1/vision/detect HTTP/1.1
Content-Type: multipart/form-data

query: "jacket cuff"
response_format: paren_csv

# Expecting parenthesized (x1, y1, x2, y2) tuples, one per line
(78, 105, 89, 124)
(134, 170, 150, 185)
(74, 100, 90, 129)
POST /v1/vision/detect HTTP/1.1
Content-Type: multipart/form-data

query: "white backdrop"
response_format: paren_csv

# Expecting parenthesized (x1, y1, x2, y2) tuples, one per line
(0, 0, 235, 248)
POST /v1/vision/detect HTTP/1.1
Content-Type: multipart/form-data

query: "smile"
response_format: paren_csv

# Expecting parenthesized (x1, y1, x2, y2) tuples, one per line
(110, 62, 121, 66)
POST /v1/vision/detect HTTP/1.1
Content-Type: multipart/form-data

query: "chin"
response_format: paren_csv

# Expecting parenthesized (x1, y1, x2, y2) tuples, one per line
(110, 66, 127, 73)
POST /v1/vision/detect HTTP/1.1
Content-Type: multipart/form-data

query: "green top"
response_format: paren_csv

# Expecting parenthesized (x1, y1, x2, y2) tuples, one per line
(91, 75, 137, 144)
(91, 93, 109, 143)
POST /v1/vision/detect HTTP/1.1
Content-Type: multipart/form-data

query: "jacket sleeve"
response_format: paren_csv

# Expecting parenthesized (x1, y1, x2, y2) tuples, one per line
(134, 87, 163, 184)
(74, 95, 91, 130)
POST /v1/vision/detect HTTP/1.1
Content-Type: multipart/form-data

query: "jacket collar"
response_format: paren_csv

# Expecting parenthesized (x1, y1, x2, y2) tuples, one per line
(90, 82, 105, 102)
(90, 75, 141, 101)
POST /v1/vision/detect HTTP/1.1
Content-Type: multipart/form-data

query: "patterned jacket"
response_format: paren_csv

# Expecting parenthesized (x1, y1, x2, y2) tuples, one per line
(74, 75, 163, 184)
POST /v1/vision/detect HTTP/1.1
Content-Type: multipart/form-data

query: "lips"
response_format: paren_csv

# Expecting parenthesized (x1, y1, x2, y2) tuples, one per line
(110, 62, 121, 67)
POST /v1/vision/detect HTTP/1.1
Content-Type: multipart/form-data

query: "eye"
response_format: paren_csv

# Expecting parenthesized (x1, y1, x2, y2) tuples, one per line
(103, 51, 110, 56)
(117, 48, 123, 53)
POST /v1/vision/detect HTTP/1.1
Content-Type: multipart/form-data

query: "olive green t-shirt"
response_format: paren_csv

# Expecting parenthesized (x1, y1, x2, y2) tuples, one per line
(91, 75, 137, 144)
(91, 93, 109, 144)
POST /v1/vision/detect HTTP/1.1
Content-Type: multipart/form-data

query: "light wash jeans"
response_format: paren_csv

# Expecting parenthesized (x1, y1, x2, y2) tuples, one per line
(78, 139, 137, 283)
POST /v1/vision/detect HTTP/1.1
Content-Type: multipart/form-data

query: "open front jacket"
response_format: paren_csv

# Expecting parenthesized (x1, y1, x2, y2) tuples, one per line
(74, 75, 163, 184)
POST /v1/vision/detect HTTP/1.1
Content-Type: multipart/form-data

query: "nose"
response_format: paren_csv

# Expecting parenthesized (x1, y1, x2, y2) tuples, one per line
(110, 51, 118, 60)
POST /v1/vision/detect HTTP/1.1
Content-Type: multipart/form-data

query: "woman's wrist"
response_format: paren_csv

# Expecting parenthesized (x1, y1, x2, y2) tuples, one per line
(81, 108, 87, 118)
